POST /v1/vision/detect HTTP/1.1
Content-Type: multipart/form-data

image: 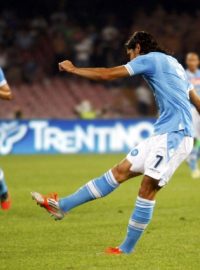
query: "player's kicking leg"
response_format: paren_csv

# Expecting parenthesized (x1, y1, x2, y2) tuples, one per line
(0, 169, 11, 210)
(31, 159, 138, 220)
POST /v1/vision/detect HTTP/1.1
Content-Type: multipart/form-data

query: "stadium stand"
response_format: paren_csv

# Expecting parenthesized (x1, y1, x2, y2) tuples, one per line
(1, 6, 199, 119)
(0, 78, 140, 119)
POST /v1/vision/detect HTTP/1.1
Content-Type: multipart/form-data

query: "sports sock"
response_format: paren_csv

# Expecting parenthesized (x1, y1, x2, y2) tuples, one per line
(59, 170, 119, 212)
(119, 196, 155, 254)
(0, 169, 8, 197)
(188, 147, 199, 171)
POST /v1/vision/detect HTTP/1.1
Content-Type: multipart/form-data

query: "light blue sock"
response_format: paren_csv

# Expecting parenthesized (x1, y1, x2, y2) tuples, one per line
(188, 148, 198, 171)
(0, 169, 8, 196)
(59, 170, 119, 212)
(119, 196, 155, 254)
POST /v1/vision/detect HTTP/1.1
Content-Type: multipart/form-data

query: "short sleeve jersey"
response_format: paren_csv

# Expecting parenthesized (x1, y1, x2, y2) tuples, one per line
(125, 52, 193, 137)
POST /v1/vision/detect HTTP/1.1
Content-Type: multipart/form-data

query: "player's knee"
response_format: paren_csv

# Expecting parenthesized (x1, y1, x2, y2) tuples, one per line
(112, 164, 130, 183)
(139, 185, 152, 199)
(138, 177, 161, 200)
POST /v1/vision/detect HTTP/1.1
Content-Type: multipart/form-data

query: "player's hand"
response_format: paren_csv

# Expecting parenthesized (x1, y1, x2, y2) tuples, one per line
(58, 60, 76, 73)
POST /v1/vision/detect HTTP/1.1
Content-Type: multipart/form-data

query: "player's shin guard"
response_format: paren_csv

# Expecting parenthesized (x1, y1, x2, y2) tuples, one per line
(119, 196, 155, 254)
(0, 169, 8, 197)
(59, 170, 119, 212)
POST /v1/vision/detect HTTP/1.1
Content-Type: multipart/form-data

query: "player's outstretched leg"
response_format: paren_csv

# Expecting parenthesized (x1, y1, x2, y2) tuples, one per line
(106, 176, 160, 255)
(31, 170, 119, 220)
(0, 169, 11, 210)
(31, 159, 136, 220)
(59, 169, 119, 212)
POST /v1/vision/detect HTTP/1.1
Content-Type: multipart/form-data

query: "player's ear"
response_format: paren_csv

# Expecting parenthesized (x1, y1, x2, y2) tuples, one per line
(135, 43, 141, 54)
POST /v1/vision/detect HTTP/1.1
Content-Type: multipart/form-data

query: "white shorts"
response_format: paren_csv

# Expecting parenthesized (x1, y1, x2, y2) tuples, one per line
(192, 107, 200, 139)
(126, 132, 193, 187)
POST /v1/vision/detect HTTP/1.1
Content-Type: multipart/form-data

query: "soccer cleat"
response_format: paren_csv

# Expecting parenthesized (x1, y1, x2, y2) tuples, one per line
(105, 247, 123, 255)
(0, 192, 11, 210)
(31, 192, 64, 220)
(191, 169, 200, 179)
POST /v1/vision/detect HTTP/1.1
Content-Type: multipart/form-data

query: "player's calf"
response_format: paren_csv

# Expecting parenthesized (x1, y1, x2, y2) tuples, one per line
(58, 160, 138, 213)
(31, 161, 135, 218)
(31, 169, 121, 219)
(59, 169, 120, 213)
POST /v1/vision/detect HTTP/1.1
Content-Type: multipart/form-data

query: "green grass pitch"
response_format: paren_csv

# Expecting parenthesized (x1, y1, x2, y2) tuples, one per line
(0, 154, 200, 270)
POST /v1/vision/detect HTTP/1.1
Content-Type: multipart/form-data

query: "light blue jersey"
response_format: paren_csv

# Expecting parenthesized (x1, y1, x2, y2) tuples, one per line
(125, 52, 193, 137)
(0, 68, 7, 87)
(185, 69, 200, 96)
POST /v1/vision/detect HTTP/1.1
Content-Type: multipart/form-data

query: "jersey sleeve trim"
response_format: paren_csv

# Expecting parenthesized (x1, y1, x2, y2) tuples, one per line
(187, 84, 194, 92)
(124, 64, 134, 76)
(0, 79, 7, 87)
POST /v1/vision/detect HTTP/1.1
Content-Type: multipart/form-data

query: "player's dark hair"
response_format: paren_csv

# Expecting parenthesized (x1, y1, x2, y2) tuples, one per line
(125, 31, 169, 55)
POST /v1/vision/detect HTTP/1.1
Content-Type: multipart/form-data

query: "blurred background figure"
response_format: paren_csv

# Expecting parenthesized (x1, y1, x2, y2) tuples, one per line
(75, 99, 98, 119)
(135, 82, 154, 116)
(185, 52, 200, 178)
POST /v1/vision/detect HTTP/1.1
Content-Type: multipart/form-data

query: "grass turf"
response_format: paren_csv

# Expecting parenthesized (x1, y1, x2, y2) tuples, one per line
(0, 154, 200, 270)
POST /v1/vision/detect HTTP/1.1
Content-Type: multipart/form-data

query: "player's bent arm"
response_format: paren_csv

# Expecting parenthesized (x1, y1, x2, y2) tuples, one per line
(189, 89, 200, 114)
(58, 60, 130, 81)
(0, 83, 13, 100)
(73, 66, 129, 81)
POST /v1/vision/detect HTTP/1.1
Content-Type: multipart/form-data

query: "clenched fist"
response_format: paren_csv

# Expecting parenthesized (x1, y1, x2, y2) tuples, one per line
(58, 60, 76, 73)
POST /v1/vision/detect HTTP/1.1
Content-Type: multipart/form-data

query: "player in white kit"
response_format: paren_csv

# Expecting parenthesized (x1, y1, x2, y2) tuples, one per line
(185, 53, 200, 178)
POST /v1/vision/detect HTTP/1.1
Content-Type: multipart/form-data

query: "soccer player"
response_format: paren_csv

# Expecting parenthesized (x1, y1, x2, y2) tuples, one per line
(31, 31, 200, 254)
(0, 67, 12, 210)
(185, 52, 200, 178)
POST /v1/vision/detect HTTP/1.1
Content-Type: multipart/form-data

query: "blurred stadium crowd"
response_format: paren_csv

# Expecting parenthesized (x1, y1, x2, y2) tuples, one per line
(0, 6, 200, 119)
